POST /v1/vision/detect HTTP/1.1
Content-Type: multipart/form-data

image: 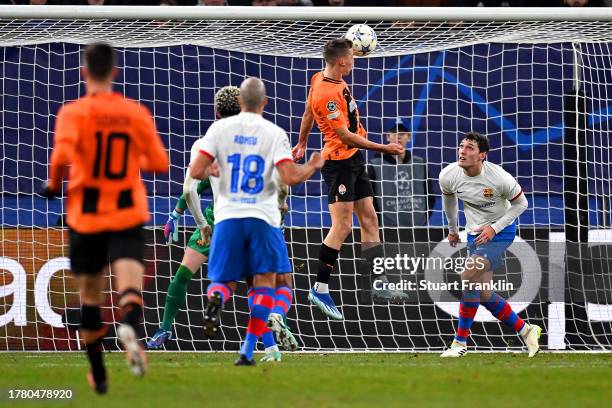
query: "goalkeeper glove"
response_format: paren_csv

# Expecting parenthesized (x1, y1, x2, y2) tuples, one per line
(164, 209, 182, 244)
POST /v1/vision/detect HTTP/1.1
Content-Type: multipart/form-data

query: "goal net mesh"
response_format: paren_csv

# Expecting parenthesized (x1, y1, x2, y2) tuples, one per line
(1, 15, 611, 352)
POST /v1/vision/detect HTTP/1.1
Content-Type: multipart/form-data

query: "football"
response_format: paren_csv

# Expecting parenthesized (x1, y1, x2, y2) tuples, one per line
(345, 24, 377, 57)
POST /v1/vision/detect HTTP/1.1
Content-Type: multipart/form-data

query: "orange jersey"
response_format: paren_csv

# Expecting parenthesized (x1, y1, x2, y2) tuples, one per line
(307, 72, 367, 160)
(49, 92, 169, 234)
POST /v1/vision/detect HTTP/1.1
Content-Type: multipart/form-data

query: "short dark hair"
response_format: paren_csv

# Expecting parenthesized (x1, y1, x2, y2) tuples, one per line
(388, 123, 409, 133)
(463, 131, 489, 154)
(84, 43, 116, 81)
(323, 38, 353, 65)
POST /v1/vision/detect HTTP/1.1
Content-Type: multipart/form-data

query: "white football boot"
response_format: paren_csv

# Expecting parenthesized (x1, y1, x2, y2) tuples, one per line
(521, 324, 542, 358)
(440, 340, 468, 358)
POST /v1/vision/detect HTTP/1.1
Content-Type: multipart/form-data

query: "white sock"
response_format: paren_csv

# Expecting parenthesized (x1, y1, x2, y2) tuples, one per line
(453, 339, 467, 347)
(519, 323, 530, 337)
(265, 345, 279, 353)
(314, 282, 329, 293)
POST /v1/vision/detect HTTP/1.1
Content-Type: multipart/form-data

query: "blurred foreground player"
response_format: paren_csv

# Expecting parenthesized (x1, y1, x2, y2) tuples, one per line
(438, 132, 541, 358)
(42, 43, 169, 393)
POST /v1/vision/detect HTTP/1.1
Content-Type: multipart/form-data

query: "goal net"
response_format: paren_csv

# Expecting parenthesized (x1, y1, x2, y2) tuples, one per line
(1, 6, 611, 352)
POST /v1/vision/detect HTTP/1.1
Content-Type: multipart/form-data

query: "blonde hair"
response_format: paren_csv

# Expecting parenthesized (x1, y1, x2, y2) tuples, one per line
(214, 86, 240, 118)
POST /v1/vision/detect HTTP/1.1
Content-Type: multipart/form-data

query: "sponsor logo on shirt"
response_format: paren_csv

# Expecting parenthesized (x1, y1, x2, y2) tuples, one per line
(327, 111, 340, 120)
(464, 201, 496, 209)
(230, 197, 257, 204)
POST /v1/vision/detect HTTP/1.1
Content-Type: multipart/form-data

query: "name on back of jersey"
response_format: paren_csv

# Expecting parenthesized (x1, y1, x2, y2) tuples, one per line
(95, 115, 130, 127)
(234, 135, 258, 145)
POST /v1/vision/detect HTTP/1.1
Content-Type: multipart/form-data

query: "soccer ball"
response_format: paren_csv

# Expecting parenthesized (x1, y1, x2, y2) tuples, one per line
(344, 24, 377, 57)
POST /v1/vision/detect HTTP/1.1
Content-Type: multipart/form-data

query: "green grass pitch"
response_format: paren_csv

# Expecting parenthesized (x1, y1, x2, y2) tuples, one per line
(1, 352, 610, 407)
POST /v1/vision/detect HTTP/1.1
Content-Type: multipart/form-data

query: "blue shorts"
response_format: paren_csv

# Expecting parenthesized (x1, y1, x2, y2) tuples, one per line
(207, 217, 291, 283)
(467, 224, 516, 270)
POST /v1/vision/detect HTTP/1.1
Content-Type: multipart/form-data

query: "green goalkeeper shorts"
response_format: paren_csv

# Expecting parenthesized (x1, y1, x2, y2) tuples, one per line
(186, 204, 215, 256)
(187, 226, 213, 257)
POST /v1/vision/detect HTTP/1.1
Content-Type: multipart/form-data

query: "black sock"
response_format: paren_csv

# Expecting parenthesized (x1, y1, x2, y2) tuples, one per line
(81, 305, 106, 384)
(86, 337, 106, 384)
(316, 243, 340, 284)
(120, 302, 143, 331)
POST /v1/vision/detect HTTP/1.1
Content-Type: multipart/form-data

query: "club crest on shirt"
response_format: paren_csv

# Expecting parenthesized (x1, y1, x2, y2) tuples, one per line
(326, 100, 337, 112)
(338, 184, 346, 195)
(483, 188, 494, 198)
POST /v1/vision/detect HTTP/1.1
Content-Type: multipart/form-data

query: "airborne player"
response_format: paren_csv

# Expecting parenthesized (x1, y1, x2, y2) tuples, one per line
(293, 38, 408, 320)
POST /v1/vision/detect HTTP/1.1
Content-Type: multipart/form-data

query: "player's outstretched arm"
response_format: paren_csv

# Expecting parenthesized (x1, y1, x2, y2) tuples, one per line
(474, 193, 528, 245)
(175, 179, 211, 214)
(277, 152, 325, 186)
(442, 192, 460, 246)
(183, 168, 212, 245)
(474, 175, 529, 245)
(293, 100, 315, 161)
(164, 178, 211, 244)
(439, 170, 460, 245)
(189, 149, 213, 180)
(334, 127, 404, 155)
(491, 192, 528, 234)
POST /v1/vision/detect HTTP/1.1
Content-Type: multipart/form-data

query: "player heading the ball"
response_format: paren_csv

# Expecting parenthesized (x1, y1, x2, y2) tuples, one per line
(293, 38, 409, 320)
(438, 131, 541, 358)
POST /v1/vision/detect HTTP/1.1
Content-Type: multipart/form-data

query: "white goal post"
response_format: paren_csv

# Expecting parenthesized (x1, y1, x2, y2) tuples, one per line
(0, 6, 611, 353)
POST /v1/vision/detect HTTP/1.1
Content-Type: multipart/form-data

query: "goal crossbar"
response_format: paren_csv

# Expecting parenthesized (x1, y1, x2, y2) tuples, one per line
(0, 5, 611, 22)
(1, 6, 612, 56)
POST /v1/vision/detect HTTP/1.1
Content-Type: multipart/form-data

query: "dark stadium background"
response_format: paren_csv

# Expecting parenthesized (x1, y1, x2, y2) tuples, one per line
(2, 42, 610, 228)
(1, 42, 611, 351)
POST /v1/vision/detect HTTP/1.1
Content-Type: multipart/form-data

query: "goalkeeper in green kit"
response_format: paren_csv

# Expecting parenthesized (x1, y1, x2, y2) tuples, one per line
(147, 86, 298, 358)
